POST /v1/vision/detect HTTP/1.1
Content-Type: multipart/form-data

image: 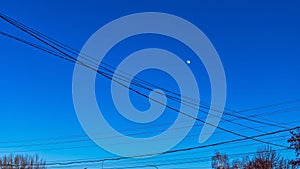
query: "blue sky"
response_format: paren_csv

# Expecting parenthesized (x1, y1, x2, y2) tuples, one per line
(1, 0, 300, 168)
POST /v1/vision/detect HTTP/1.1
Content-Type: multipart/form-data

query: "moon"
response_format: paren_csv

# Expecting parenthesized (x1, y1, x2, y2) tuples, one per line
(186, 60, 191, 64)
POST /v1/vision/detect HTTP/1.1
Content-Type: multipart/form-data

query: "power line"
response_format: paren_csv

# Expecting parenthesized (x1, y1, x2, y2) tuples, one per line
(236, 99, 300, 113)
(0, 27, 295, 131)
(103, 148, 290, 169)
(0, 31, 287, 149)
(44, 133, 290, 163)
(0, 13, 295, 149)
(0, 123, 295, 154)
(0, 122, 291, 151)
(1, 29, 288, 146)
(2, 127, 296, 167)
(0, 102, 298, 148)
(30, 127, 300, 167)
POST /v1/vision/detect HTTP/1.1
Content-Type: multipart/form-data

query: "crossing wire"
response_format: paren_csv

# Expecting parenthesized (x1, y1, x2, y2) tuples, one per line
(1, 127, 297, 167)
(0, 15, 295, 131)
(0, 30, 289, 149)
(1, 12, 297, 129)
(0, 13, 296, 149)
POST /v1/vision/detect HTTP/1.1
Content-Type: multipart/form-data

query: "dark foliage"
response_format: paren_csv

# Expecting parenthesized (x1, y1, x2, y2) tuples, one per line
(212, 146, 295, 169)
(288, 127, 300, 167)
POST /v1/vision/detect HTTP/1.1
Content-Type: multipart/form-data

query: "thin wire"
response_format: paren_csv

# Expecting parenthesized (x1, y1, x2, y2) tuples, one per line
(34, 127, 300, 166)
(0, 13, 296, 149)
(0, 30, 290, 148)
(0, 22, 294, 131)
(2, 12, 297, 129)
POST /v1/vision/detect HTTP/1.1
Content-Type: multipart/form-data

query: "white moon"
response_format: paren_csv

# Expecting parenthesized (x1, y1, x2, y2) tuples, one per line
(186, 60, 191, 64)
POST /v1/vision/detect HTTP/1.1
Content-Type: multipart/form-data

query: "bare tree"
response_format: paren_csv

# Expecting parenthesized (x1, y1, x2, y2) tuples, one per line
(0, 154, 46, 169)
(288, 127, 300, 167)
(242, 146, 294, 169)
(212, 146, 295, 169)
(231, 159, 242, 169)
(212, 152, 230, 169)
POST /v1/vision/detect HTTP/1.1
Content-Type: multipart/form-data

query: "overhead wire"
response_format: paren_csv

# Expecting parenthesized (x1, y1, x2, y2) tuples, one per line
(15, 127, 300, 167)
(2, 13, 297, 129)
(0, 13, 298, 150)
(0, 16, 296, 131)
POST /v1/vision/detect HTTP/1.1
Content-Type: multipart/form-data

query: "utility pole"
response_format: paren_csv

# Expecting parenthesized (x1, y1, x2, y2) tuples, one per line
(102, 160, 105, 169)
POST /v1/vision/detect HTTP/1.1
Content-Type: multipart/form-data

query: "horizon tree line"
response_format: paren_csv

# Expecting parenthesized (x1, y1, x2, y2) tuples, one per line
(212, 128, 300, 169)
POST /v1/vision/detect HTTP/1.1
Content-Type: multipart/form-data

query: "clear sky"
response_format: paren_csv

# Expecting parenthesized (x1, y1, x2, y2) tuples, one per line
(1, 0, 300, 168)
